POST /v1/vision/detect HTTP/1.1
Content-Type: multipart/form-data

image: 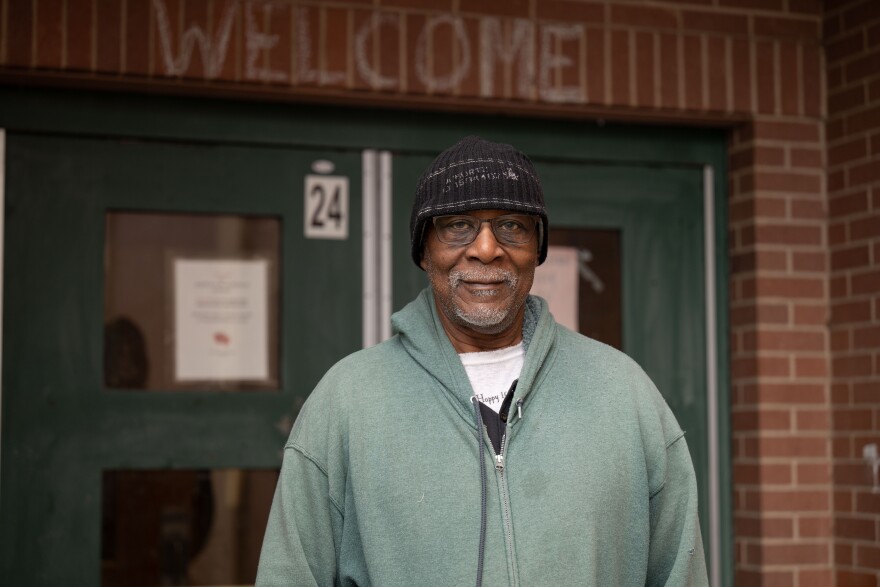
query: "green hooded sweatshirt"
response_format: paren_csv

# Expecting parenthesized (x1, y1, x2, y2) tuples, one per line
(256, 289, 708, 586)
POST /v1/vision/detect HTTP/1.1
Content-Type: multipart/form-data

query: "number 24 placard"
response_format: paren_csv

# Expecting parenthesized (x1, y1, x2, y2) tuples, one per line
(304, 175, 349, 240)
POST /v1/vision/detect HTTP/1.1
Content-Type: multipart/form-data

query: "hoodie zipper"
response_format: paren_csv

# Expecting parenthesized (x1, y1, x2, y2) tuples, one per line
(488, 432, 519, 586)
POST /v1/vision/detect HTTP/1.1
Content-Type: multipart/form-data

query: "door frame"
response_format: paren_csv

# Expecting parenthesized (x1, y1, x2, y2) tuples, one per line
(0, 87, 731, 587)
(0, 128, 5, 506)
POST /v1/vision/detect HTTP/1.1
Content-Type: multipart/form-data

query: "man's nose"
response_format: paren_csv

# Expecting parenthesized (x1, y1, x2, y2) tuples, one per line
(466, 222, 504, 263)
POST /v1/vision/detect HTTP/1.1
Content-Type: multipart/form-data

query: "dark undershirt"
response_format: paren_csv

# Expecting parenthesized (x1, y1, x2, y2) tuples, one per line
(478, 379, 518, 455)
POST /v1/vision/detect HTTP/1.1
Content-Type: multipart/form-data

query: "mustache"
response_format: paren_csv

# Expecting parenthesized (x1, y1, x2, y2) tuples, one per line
(449, 269, 519, 289)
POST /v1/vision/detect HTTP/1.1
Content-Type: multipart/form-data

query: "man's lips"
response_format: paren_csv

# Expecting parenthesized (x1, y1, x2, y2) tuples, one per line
(460, 281, 506, 297)
(448, 269, 519, 293)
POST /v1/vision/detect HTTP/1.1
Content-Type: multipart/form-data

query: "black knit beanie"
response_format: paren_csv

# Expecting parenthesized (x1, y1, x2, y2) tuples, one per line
(410, 136, 549, 269)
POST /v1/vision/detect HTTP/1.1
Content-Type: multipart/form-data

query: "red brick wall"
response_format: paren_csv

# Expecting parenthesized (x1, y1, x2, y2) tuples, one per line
(4, 1, 879, 586)
(825, 2, 880, 586)
(729, 116, 833, 586)
(0, 0, 821, 121)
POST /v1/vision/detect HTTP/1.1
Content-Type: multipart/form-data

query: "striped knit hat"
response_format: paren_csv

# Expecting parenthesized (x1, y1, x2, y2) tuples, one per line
(410, 136, 549, 269)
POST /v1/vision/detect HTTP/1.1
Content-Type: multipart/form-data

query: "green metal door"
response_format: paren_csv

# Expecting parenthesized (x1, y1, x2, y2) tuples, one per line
(0, 87, 730, 587)
(1, 133, 363, 585)
(391, 149, 721, 581)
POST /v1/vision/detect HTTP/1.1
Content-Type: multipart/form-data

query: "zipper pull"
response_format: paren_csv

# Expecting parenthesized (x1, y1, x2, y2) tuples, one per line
(516, 398, 524, 420)
(495, 454, 504, 472)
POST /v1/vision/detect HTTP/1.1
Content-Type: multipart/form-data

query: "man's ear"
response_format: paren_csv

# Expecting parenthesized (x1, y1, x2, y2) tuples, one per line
(419, 250, 428, 271)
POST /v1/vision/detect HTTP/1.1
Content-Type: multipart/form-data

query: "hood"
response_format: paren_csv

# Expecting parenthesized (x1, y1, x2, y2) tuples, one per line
(391, 287, 557, 423)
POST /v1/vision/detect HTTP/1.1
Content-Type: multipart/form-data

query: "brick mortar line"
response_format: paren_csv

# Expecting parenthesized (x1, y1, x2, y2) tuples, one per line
(828, 211, 880, 223)
(826, 149, 879, 164)
(825, 60, 880, 80)
(727, 229, 828, 239)
(732, 171, 827, 180)
(828, 264, 880, 277)
(730, 206, 829, 216)
(737, 386, 832, 390)
(30, 0, 36, 68)
(730, 215, 828, 224)
(734, 494, 834, 498)
(830, 241, 880, 253)
(728, 157, 826, 168)
(730, 357, 829, 362)
(731, 404, 828, 412)
(731, 321, 826, 330)
(732, 271, 829, 280)
(730, 329, 827, 335)
(731, 401, 831, 407)
(729, 139, 826, 151)
(797, 42, 804, 117)
(828, 109, 880, 128)
(736, 513, 835, 519)
(734, 516, 834, 521)
(748, 115, 825, 124)
(830, 537, 880, 547)
(731, 409, 830, 415)
(826, 194, 874, 211)
(60, 0, 66, 69)
(728, 202, 827, 212)
(731, 382, 832, 388)
(828, 131, 880, 150)
(827, 164, 880, 177)
(742, 563, 835, 568)
(828, 376, 880, 383)
(743, 514, 835, 519)
(0, 0, 6, 65)
(735, 458, 833, 464)
(826, 47, 880, 73)
(90, 0, 96, 72)
(731, 300, 828, 310)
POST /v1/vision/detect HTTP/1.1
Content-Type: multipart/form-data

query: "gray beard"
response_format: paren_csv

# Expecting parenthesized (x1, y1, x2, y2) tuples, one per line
(444, 269, 521, 334)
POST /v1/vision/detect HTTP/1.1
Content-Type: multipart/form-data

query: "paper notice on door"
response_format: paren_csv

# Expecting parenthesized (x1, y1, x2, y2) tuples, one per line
(531, 246, 579, 332)
(174, 259, 269, 381)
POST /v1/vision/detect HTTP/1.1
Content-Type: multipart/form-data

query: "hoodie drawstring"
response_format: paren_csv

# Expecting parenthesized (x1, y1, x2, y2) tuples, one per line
(471, 396, 487, 587)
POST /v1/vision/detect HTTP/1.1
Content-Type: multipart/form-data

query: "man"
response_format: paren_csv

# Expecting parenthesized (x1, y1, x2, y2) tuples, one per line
(257, 137, 708, 586)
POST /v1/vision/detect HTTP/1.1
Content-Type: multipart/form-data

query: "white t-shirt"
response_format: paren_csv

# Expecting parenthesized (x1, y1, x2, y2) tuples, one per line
(459, 343, 525, 413)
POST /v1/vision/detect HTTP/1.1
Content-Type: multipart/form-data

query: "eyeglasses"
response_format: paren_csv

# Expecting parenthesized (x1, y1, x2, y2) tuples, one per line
(431, 214, 538, 247)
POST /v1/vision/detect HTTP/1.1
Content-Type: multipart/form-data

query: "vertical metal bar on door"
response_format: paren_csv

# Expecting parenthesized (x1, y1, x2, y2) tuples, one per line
(379, 151, 392, 341)
(0, 130, 5, 497)
(703, 165, 721, 587)
(362, 150, 378, 348)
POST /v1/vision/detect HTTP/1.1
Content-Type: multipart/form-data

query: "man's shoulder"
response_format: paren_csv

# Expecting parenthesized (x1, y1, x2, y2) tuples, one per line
(314, 335, 409, 391)
(287, 335, 413, 447)
(549, 325, 684, 446)
(297, 334, 423, 414)
(553, 325, 644, 375)
(543, 325, 667, 415)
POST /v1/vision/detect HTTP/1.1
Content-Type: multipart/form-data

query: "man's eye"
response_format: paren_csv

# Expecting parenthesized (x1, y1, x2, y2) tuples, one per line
(447, 220, 473, 231)
(498, 220, 526, 232)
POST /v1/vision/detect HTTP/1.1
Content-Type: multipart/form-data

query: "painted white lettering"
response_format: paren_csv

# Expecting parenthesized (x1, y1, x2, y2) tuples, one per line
(479, 17, 534, 99)
(296, 6, 345, 85)
(152, 0, 237, 78)
(296, 6, 318, 83)
(148, 1, 591, 107)
(355, 13, 399, 90)
(539, 24, 585, 103)
(415, 15, 470, 92)
(244, 1, 288, 82)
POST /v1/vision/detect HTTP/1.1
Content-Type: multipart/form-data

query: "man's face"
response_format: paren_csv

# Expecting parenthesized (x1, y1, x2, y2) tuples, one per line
(420, 209, 539, 337)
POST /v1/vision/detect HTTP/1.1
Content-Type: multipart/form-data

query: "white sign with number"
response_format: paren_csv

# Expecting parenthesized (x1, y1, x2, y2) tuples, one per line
(304, 175, 349, 239)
